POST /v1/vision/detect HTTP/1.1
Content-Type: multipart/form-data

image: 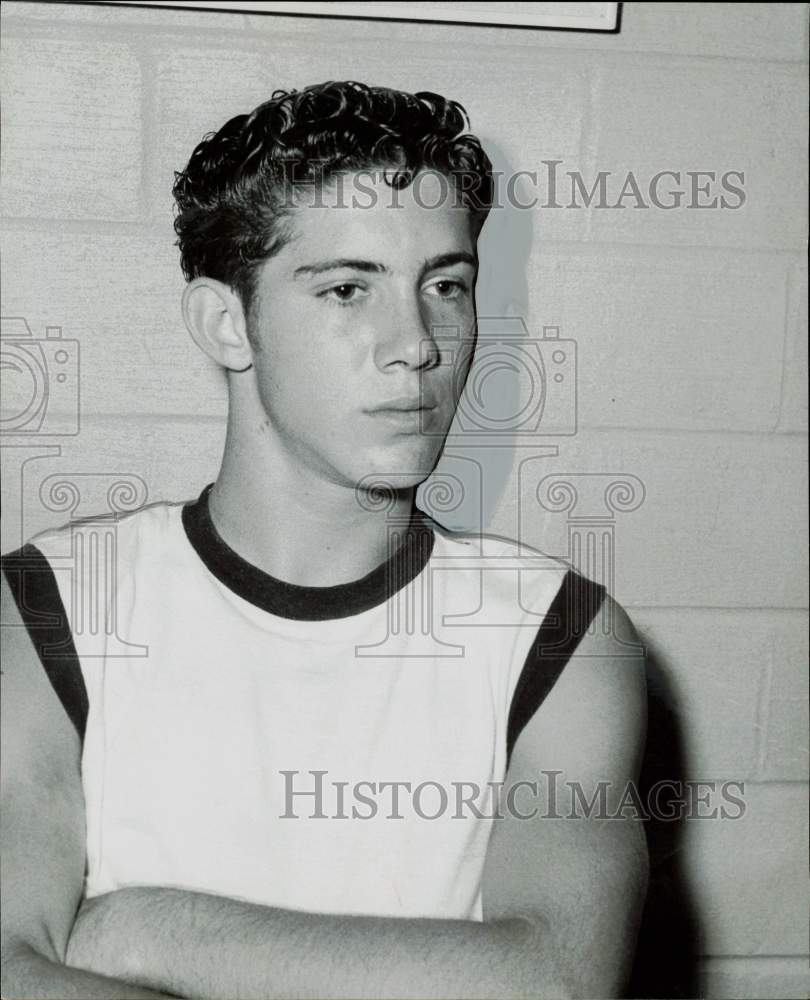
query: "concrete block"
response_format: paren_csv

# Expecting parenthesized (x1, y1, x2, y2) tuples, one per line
(699, 956, 810, 1000)
(503, 431, 809, 608)
(605, 3, 810, 61)
(757, 617, 810, 781)
(682, 783, 808, 955)
(629, 608, 809, 781)
(588, 61, 808, 250)
(151, 43, 292, 218)
(1, 2, 249, 29)
(0, 34, 141, 220)
(1, 415, 225, 554)
(778, 263, 809, 433)
(528, 247, 788, 432)
(0, 226, 227, 419)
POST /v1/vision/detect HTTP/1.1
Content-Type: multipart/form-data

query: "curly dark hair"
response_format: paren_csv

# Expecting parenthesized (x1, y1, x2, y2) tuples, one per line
(172, 80, 493, 315)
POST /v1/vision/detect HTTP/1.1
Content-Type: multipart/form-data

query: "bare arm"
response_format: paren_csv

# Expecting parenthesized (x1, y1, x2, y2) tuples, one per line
(0, 572, 173, 999)
(69, 886, 564, 999)
(65, 596, 647, 1000)
(482, 596, 649, 997)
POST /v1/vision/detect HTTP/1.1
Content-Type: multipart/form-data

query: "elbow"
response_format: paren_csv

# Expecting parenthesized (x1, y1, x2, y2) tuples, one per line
(494, 916, 629, 1000)
(492, 916, 577, 1000)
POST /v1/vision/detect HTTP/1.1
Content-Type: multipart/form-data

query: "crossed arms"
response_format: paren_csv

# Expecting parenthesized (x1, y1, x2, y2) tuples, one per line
(1, 573, 648, 999)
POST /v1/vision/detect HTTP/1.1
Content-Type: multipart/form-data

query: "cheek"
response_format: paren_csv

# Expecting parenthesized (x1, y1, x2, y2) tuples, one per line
(429, 296, 475, 355)
(253, 340, 351, 433)
(435, 338, 475, 405)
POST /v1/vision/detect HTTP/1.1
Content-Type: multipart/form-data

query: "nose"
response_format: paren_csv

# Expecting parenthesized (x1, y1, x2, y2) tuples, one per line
(373, 291, 440, 373)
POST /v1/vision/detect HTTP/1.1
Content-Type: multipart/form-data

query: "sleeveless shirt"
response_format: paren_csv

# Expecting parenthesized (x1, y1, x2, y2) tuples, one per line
(2, 485, 605, 920)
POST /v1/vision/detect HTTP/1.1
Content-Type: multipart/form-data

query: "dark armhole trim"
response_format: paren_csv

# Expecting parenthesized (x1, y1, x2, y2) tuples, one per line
(2, 544, 88, 743)
(506, 569, 606, 766)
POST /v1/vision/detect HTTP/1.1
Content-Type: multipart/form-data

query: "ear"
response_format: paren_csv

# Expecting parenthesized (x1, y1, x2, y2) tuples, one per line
(182, 277, 253, 372)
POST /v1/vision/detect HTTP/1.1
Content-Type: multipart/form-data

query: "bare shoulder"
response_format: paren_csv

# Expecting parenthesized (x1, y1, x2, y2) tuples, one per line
(517, 590, 647, 778)
(562, 592, 647, 712)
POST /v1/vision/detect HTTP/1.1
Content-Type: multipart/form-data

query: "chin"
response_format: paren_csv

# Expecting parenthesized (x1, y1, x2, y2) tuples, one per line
(353, 440, 443, 490)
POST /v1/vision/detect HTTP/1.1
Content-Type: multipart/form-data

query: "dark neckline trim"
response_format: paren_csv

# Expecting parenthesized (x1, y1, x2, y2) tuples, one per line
(181, 484, 435, 621)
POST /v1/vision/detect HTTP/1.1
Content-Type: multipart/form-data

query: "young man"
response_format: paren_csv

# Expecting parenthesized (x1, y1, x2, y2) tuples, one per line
(1, 82, 647, 999)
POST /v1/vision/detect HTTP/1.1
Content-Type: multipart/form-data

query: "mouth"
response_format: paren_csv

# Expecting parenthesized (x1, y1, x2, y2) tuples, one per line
(363, 397, 439, 431)
(365, 396, 438, 415)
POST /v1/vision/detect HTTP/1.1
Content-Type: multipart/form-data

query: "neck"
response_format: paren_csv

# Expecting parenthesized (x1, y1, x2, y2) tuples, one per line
(208, 404, 417, 589)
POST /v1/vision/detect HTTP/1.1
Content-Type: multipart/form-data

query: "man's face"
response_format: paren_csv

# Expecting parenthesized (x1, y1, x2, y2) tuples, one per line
(246, 169, 477, 492)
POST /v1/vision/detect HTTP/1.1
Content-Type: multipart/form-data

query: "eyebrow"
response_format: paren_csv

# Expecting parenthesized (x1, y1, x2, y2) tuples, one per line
(293, 258, 386, 278)
(292, 251, 477, 280)
(422, 251, 477, 274)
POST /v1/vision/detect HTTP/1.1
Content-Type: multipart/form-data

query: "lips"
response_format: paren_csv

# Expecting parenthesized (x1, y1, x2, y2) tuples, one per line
(363, 396, 439, 435)
(365, 395, 438, 414)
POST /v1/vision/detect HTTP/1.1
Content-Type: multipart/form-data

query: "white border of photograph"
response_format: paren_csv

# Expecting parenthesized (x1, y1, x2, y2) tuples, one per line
(96, 1, 621, 31)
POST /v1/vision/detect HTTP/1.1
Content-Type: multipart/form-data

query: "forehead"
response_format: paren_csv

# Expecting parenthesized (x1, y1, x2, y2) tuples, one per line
(278, 169, 476, 264)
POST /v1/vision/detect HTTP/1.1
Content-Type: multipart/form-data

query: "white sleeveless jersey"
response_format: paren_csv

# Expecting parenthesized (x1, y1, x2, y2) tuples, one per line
(3, 486, 604, 921)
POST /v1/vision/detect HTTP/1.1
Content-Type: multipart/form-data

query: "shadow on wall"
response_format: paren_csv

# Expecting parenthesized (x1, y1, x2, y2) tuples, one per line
(628, 638, 701, 999)
(420, 139, 534, 531)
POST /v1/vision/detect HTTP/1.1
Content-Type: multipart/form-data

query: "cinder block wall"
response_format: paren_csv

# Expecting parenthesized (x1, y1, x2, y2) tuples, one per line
(1, 3, 807, 998)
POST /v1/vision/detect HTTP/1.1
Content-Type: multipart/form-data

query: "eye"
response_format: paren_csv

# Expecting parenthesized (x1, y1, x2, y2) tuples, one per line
(319, 283, 368, 307)
(425, 278, 468, 300)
